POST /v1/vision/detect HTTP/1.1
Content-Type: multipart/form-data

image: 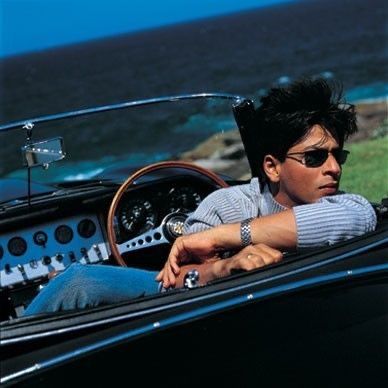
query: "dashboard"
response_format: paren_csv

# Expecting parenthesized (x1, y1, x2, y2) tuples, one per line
(0, 214, 109, 288)
(0, 169, 225, 320)
(0, 175, 217, 293)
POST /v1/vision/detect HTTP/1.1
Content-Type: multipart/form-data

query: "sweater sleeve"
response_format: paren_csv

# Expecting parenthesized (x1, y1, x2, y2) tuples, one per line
(183, 183, 258, 235)
(183, 189, 228, 234)
(293, 193, 377, 249)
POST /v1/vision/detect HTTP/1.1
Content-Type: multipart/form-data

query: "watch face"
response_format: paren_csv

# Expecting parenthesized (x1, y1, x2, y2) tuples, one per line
(184, 269, 200, 289)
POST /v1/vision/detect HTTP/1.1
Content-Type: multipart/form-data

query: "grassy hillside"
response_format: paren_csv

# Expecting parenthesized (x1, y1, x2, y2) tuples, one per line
(340, 136, 388, 203)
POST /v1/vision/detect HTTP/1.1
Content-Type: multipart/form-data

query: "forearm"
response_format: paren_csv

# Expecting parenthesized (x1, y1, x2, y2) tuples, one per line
(203, 192, 376, 251)
(211, 209, 297, 252)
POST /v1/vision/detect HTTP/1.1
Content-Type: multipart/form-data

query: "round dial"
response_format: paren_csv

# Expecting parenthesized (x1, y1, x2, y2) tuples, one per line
(119, 199, 156, 235)
(7, 237, 27, 256)
(77, 219, 97, 238)
(55, 225, 74, 244)
(167, 187, 202, 213)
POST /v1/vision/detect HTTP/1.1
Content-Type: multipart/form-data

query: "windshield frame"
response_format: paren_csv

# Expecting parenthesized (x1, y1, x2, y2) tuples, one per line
(0, 93, 247, 132)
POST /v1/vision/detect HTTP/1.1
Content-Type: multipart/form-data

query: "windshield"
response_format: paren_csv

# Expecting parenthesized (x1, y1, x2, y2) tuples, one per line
(0, 95, 251, 184)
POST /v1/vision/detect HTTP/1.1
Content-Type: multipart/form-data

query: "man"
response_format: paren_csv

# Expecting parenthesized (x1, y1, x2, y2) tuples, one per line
(156, 78, 376, 288)
(24, 78, 376, 315)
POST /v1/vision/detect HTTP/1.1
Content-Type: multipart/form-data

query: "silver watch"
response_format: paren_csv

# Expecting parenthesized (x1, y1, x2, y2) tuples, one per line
(240, 217, 254, 247)
(183, 269, 200, 289)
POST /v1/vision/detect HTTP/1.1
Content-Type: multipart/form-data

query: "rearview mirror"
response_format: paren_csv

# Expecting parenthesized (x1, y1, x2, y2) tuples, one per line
(21, 137, 66, 168)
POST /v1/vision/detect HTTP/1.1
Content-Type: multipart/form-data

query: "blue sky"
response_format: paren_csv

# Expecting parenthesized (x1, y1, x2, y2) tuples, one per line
(0, 0, 294, 58)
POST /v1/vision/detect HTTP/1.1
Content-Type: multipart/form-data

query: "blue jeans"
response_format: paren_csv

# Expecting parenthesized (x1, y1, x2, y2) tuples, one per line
(24, 264, 160, 316)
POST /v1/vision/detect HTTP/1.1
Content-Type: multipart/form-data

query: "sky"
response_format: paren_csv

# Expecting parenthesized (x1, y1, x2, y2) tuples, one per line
(0, 0, 294, 58)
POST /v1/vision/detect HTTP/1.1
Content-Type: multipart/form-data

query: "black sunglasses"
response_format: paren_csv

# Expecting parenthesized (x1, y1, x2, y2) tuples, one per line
(285, 149, 350, 168)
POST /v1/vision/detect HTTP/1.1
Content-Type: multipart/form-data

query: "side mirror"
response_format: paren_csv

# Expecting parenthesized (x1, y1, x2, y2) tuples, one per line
(21, 137, 66, 168)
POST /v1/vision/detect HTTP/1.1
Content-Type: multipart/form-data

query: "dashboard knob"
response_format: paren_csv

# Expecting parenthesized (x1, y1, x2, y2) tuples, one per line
(33, 231, 48, 247)
(55, 253, 64, 262)
(68, 251, 77, 262)
(17, 264, 26, 275)
(42, 256, 52, 265)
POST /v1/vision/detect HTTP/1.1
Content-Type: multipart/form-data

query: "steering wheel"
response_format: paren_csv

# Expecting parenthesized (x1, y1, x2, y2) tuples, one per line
(107, 161, 229, 266)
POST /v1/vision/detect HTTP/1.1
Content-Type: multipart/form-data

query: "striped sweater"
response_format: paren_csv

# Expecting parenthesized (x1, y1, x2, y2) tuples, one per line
(183, 178, 377, 249)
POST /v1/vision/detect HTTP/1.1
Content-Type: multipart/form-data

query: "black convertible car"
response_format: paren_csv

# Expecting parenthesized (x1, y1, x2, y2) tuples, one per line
(0, 94, 387, 387)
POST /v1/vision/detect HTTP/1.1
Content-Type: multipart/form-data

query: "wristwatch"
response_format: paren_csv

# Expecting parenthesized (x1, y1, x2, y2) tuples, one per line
(240, 217, 254, 247)
(183, 269, 200, 289)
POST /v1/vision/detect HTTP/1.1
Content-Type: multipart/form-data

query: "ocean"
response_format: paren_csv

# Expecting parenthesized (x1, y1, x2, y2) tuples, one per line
(0, 0, 387, 178)
(1, 0, 387, 122)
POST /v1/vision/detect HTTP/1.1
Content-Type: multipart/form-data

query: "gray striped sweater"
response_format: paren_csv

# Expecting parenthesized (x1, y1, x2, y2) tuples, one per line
(183, 178, 377, 249)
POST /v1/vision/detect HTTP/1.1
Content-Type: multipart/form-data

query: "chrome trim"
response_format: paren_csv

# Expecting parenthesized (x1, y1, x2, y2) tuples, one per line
(1, 236, 387, 347)
(0, 93, 247, 132)
(1, 262, 387, 385)
(118, 212, 188, 254)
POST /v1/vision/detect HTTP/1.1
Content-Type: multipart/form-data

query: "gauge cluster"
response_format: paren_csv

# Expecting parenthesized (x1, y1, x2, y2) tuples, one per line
(120, 199, 156, 235)
(0, 214, 109, 288)
(166, 186, 202, 214)
(116, 181, 208, 241)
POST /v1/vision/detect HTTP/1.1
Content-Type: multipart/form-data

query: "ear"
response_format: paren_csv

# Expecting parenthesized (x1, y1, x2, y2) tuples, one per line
(263, 155, 281, 183)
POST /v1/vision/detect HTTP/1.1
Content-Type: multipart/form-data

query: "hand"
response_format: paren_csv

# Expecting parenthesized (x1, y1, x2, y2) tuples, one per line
(216, 243, 283, 277)
(156, 228, 225, 288)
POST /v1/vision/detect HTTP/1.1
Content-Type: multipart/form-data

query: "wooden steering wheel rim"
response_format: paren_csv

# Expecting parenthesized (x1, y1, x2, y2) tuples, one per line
(107, 160, 229, 266)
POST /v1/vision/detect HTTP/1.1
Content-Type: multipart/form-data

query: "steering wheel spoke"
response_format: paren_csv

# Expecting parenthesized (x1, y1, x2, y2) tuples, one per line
(117, 224, 168, 255)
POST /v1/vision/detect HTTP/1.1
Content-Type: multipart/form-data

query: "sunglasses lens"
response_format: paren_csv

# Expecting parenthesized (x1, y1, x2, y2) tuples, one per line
(303, 149, 349, 167)
(334, 150, 349, 165)
(304, 150, 327, 167)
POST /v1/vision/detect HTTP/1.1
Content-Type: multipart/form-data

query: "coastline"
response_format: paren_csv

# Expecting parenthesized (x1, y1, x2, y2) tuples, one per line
(352, 98, 387, 141)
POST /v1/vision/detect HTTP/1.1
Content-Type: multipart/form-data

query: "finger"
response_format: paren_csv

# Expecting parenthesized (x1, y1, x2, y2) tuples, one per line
(166, 244, 181, 275)
(162, 260, 178, 288)
(156, 266, 169, 282)
(227, 254, 265, 273)
(168, 237, 192, 274)
(247, 251, 281, 268)
(246, 253, 266, 268)
(155, 269, 163, 281)
(250, 244, 283, 263)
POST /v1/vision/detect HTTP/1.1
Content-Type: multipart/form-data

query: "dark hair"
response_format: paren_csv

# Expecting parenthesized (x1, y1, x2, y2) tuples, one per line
(255, 77, 358, 183)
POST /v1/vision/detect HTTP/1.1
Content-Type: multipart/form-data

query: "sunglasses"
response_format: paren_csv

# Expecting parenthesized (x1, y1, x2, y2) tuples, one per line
(285, 149, 350, 168)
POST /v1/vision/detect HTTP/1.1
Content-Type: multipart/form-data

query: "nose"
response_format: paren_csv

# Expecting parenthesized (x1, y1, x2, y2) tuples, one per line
(323, 152, 341, 176)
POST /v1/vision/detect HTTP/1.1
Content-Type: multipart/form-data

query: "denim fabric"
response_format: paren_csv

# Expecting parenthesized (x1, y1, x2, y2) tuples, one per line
(24, 264, 160, 315)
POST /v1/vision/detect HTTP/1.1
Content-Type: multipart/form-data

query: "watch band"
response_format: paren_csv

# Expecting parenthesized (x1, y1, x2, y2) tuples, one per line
(240, 217, 254, 247)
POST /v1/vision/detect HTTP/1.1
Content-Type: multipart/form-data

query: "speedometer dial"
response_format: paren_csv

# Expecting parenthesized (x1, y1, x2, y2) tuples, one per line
(119, 199, 156, 235)
(167, 187, 202, 213)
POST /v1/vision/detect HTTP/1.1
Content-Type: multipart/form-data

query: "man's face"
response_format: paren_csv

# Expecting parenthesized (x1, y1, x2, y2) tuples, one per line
(274, 125, 343, 207)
